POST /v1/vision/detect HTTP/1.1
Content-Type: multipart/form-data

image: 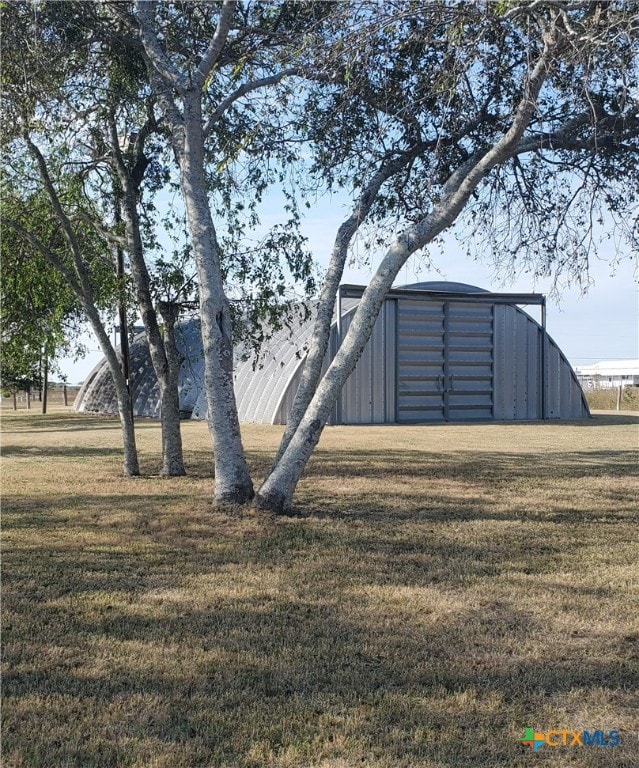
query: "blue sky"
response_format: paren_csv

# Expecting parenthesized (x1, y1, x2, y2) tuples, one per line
(57, 194, 638, 384)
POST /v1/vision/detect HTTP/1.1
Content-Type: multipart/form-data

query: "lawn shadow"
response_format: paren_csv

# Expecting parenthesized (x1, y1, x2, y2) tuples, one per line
(4, 515, 637, 767)
(3, 416, 638, 767)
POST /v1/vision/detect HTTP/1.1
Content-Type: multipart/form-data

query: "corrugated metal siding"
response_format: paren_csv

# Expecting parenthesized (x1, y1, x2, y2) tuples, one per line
(243, 299, 359, 425)
(75, 284, 589, 424)
(336, 299, 396, 424)
(396, 299, 445, 422)
(446, 301, 493, 421)
(492, 305, 588, 420)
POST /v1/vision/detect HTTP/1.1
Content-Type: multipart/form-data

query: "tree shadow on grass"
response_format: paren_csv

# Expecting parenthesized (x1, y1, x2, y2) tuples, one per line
(3, 432, 638, 766)
(302, 447, 638, 482)
(4, 525, 637, 767)
(1, 444, 124, 458)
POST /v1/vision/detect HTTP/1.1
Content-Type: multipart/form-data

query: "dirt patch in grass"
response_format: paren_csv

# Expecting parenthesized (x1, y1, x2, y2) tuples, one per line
(2, 408, 638, 767)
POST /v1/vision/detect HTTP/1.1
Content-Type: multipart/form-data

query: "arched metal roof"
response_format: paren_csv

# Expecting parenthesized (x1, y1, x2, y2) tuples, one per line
(74, 319, 205, 419)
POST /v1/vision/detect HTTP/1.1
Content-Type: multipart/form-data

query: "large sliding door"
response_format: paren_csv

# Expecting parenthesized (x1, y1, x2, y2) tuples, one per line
(396, 299, 493, 423)
(446, 301, 493, 421)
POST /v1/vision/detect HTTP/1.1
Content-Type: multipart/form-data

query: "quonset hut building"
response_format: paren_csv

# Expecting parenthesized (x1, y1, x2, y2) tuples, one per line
(74, 282, 590, 424)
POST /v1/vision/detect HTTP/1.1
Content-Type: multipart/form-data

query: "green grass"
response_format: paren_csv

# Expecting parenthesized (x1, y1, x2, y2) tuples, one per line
(585, 386, 639, 411)
(2, 407, 639, 767)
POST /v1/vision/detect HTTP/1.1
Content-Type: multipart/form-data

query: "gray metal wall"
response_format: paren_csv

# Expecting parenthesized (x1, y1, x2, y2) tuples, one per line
(275, 291, 588, 424)
(74, 284, 589, 424)
(493, 304, 589, 420)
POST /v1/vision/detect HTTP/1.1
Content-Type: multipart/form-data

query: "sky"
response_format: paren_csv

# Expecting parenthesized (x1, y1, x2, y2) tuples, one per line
(56, 194, 639, 385)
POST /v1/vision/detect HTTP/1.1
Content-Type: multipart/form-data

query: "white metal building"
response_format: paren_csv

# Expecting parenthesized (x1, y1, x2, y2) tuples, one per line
(575, 360, 639, 389)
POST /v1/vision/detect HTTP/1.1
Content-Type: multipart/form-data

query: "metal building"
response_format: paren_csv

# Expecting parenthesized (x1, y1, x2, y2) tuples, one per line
(74, 318, 205, 420)
(74, 281, 590, 423)
(575, 359, 639, 389)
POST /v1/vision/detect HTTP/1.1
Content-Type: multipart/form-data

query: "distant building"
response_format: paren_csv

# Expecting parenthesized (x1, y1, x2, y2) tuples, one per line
(575, 360, 639, 389)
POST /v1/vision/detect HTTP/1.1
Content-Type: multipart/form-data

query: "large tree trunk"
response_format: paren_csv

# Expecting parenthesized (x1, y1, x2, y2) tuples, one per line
(120, 181, 186, 476)
(179, 90, 253, 502)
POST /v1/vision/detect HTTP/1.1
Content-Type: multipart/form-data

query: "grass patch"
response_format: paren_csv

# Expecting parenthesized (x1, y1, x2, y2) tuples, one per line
(585, 386, 639, 411)
(2, 406, 639, 767)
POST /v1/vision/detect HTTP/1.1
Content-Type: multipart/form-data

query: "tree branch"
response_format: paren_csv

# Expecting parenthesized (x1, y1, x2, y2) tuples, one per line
(514, 113, 639, 156)
(1, 217, 83, 297)
(76, 212, 127, 249)
(203, 67, 298, 137)
(134, 0, 186, 91)
(194, 0, 236, 88)
(438, 28, 559, 213)
(24, 136, 95, 297)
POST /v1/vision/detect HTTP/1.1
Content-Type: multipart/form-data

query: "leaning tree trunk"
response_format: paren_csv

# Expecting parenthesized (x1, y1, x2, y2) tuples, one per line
(272, 148, 424, 466)
(255, 242, 414, 513)
(79, 301, 139, 476)
(19, 135, 140, 476)
(256, 215, 461, 512)
(178, 90, 253, 502)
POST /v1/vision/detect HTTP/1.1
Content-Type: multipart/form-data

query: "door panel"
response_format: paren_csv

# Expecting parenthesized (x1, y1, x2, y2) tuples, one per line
(397, 299, 494, 423)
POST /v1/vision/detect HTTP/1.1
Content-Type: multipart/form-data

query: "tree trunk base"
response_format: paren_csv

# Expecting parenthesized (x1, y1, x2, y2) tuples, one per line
(215, 484, 255, 504)
(254, 488, 289, 515)
(162, 463, 187, 477)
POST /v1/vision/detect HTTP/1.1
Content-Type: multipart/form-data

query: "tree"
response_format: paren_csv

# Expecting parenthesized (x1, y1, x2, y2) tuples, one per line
(2, 0, 189, 475)
(3, 1, 319, 483)
(1, 191, 85, 413)
(255, 1, 639, 511)
(1, 0, 141, 474)
(101, 1, 639, 510)
(115, 0, 325, 501)
(104, 106, 188, 477)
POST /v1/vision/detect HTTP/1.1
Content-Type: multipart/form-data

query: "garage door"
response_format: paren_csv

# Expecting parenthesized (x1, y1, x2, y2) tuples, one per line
(397, 299, 493, 422)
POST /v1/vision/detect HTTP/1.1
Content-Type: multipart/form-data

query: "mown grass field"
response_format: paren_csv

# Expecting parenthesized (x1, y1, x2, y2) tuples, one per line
(2, 406, 638, 767)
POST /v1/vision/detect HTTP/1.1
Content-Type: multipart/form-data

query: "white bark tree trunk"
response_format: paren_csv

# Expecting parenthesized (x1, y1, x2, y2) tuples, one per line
(135, 1, 253, 501)
(257, 37, 556, 512)
(255, 234, 428, 512)
(179, 90, 254, 502)
(273, 146, 427, 466)
(120, 181, 186, 476)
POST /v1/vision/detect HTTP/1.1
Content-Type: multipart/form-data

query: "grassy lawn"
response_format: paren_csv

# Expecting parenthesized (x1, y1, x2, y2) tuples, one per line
(2, 406, 638, 767)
